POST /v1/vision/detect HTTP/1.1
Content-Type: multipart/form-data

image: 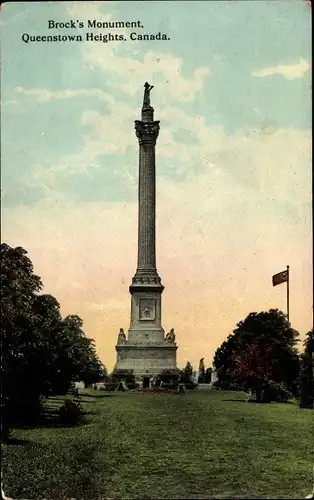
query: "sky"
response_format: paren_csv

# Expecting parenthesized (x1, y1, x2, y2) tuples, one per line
(1, 0, 312, 372)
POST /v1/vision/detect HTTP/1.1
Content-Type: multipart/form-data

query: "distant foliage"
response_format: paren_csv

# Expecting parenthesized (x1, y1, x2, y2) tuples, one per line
(299, 330, 314, 409)
(266, 382, 292, 403)
(198, 358, 205, 383)
(204, 367, 212, 384)
(180, 362, 196, 389)
(156, 369, 181, 389)
(110, 369, 136, 389)
(213, 380, 242, 391)
(213, 309, 300, 402)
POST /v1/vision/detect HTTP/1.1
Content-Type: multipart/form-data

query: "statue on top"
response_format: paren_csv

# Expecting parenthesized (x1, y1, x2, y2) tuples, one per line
(165, 328, 175, 343)
(143, 82, 154, 108)
(117, 328, 126, 344)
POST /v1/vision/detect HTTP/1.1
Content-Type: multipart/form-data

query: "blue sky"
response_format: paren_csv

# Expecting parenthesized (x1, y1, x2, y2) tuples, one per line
(1, 1, 311, 369)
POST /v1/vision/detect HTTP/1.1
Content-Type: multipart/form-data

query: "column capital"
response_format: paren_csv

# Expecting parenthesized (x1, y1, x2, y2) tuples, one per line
(135, 120, 160, 145)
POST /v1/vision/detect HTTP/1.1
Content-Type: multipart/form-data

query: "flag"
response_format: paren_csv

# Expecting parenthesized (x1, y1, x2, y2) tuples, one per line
(272, 269, 288, 287)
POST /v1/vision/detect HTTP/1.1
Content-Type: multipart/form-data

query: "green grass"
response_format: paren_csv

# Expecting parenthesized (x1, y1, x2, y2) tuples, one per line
(2, 390, 313, 499)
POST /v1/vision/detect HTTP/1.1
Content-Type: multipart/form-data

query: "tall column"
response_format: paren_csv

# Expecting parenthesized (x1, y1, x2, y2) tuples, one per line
(115, 82, 177, 375)
(133, 84, 161, 282)
(128, 83, 164, 344)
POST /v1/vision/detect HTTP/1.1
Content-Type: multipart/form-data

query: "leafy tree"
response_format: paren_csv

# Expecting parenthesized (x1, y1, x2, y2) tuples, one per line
(1, 243, 104, 428)
(213, 309, 300, 399)
(52, 315, 103, 392)
(99, 363, 109, 381)
(1, 243, 44, 421)
(198, 358, 205, 383)
(205, 367, 212, 383)
(180, 362, 196, 389)
(299, 329, 314, 409)
(182, 361, 193, 379)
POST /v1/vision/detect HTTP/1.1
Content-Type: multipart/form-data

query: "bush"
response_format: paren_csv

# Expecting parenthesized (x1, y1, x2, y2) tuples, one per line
(110, 369, 136, 389)
(213, 380, 242, 391)
(103, 382, 118, 391)
(259, 382, 292, 403)
(183, 380, 197, 390)
(59, 399, 83, 426)
(156, 369, 181, 389)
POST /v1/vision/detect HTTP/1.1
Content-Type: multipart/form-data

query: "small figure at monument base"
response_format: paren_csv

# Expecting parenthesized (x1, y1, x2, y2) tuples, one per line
(165, 328, 175, 343)
(117, 328, 126, 344)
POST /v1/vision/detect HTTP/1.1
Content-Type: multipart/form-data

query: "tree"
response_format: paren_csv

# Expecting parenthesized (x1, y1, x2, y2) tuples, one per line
(180, 362, 196, 389)
(1, 243, 104, 429)
(213, 309, 300, 399)
(1, 243, 45, 421)
(233, 342, 275, 400)
(198, 358, 205, 383)
(299, 329, 314, 409)
(99, 363, 108, 381)
(182, 361, 193, 380)
(205, 367, 212, 383)
(53, 315, 103, 392)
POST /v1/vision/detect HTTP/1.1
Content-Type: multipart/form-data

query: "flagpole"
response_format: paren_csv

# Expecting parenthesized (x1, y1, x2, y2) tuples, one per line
(287, 265, 290, 322)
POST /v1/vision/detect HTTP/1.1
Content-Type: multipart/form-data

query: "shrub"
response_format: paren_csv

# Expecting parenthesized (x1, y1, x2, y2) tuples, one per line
(59, 399, 83, 426)
(183, 380, 197, 390)
(156, 369, 181, 389)
(213, 380, 242, 391)
(104, 382, 118, 391)
(273, 382, 291, 402)
(266, 381, 292, 403)
(110, 369, 136, 389)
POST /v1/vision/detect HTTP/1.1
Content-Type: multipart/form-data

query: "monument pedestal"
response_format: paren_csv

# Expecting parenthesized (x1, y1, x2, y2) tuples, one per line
(115, 343, 177, 381)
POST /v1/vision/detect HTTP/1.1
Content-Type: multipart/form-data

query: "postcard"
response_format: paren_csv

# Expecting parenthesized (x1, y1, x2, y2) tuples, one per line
(1, 1, 312, 499)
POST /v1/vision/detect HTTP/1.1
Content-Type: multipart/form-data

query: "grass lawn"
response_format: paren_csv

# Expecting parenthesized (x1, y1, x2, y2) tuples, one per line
(2, 389, 313, 499)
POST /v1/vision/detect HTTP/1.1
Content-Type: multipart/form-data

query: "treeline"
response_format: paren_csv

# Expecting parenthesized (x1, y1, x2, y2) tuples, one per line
(1, 243, 105, 426)
(212, 309, 313, 407)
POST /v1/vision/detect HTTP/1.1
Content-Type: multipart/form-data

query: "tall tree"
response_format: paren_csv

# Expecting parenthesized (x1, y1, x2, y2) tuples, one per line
(1, 243, 44, 419)
(198, 358, 205, 383)
(204, 367, 212, 383)
(180, 361, 196, 388)
(299, 329, 314, 409)
(214, 309, 300, 397)
(57, 315, 103, 389)
(1, 243, 104, 427)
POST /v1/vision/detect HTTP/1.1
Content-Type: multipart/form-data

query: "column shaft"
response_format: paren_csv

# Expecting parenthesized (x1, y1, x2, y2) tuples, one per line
(137, 143, 156, 270)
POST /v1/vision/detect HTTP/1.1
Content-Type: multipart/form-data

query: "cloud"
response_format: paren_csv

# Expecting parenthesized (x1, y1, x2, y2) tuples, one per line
(84, 47, 210, 103)
(15, 91, 311, 211)
(66, 3, 210, 103)
(252, 59, 310, 80)
(14, 86, 115, 104)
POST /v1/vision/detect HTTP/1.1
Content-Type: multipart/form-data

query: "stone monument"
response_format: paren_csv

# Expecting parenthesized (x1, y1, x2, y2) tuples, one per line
(115, 83, 177, 387)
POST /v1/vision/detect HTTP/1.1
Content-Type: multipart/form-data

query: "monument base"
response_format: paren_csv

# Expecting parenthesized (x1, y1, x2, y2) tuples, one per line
(115, 342, 177, 381)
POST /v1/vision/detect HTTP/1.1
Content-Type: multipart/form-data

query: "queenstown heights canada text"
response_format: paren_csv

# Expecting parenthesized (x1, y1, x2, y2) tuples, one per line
(21, 19, 171, 43)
